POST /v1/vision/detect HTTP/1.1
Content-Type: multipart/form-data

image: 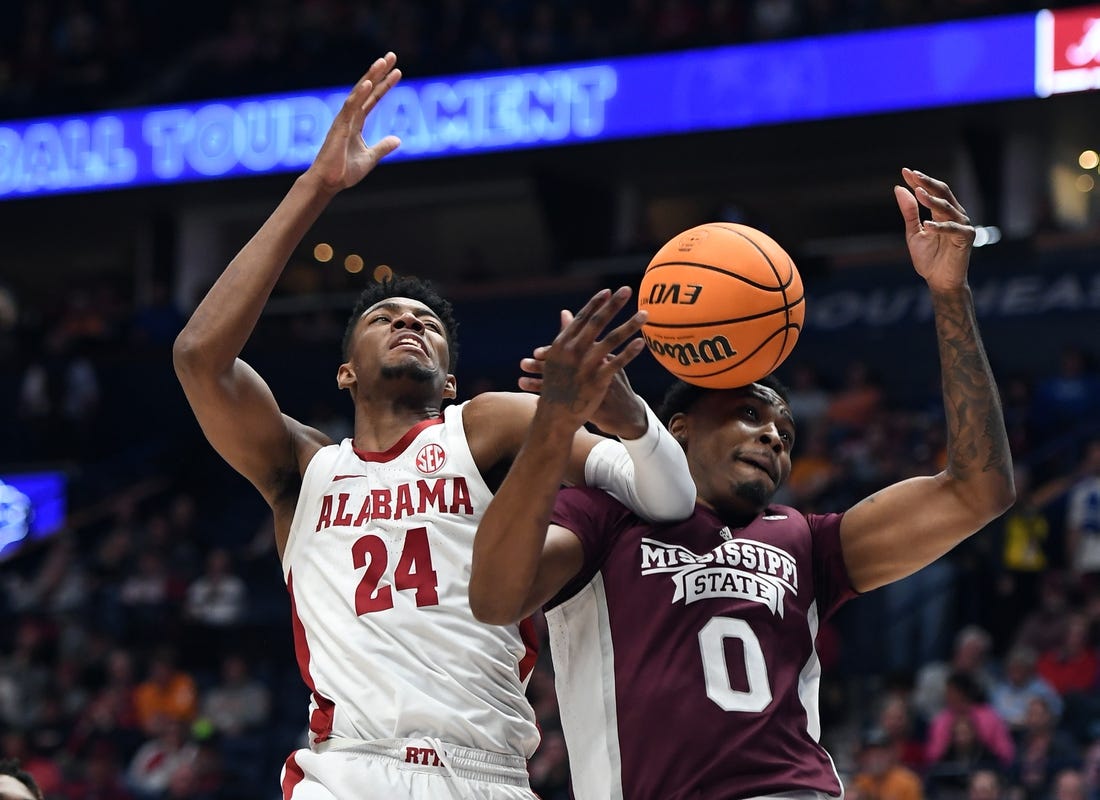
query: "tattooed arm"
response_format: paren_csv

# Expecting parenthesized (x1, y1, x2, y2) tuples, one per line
(837, 169, 1015, 593)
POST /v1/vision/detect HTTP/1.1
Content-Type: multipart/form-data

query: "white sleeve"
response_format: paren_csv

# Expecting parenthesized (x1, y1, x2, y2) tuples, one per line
(583, 401, 697, 522)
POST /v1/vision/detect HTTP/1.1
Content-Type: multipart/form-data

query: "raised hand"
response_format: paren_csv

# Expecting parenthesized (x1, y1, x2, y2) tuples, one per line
(522, 343, 649, 440)
(307, 53, 403, 194)
(524, 287, 649, 434)
(895, 168, 976, 293)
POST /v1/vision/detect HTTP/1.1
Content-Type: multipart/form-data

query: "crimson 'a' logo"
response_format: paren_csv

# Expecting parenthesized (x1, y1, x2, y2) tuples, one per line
(415, 444, 447, 474)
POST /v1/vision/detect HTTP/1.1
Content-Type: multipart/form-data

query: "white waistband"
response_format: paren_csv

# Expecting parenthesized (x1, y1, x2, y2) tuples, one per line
(313, 736, 529, 787)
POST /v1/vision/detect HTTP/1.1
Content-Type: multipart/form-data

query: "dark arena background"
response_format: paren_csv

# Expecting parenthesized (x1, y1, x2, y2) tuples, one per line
(2, 2, 1100, 798)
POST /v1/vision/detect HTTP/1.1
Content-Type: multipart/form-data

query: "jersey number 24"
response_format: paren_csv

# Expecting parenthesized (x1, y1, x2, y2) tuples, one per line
(352, 527, 440, 614)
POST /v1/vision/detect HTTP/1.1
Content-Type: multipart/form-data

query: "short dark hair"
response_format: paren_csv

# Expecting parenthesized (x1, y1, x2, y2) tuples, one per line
(656, 374, 791, 428)
(0, 758, 44, 800)
(946, 670, 985, 704)
(342, 276, 459, 371)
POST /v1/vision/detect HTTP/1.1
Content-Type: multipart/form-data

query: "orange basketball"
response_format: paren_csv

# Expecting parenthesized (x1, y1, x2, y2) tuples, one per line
(639, 222, 805, 389)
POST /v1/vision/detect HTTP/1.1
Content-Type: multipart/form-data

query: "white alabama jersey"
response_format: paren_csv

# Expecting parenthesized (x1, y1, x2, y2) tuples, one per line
(281, 402, 540, 757)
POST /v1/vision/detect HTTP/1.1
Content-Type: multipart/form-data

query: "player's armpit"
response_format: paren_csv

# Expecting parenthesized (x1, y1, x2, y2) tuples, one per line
(463, 390, 602, 485)
(461, 391, 540, 472)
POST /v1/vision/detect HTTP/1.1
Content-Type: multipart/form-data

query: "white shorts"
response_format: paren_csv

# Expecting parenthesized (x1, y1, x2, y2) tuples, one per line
(280, 737, 536, 800)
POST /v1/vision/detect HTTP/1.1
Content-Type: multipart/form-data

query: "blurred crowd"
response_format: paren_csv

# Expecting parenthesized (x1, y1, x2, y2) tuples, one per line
(0, 0, 1085, 119)
(2, 275, 1100, 799)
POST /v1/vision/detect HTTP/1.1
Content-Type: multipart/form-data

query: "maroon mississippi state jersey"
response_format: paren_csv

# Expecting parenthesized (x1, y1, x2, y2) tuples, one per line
(546, 487, 856, 800)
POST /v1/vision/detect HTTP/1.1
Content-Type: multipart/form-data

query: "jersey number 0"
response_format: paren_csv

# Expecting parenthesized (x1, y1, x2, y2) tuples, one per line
(698, 617, 773, 712)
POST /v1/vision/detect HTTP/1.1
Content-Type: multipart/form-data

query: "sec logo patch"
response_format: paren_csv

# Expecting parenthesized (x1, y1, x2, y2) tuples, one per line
(415, 443, 447, 474)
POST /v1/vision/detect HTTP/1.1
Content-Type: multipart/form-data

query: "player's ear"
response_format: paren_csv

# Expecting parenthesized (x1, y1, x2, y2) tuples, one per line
(442, 373, 457, 400)
(337, 362, 355, 391)
(668, 413, 689, 446)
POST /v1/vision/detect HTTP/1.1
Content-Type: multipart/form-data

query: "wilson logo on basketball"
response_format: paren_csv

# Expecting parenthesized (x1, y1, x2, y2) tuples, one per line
(415, 444, 447, 474)
(643, 282, 702, 306)
(642, 331, 737, 367)
(676, 230, 709, 251)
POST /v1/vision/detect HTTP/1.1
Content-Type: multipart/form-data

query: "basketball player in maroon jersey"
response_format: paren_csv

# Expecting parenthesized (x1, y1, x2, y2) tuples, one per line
(173, 52, 696, 798)
(470, 169, 1015, 799)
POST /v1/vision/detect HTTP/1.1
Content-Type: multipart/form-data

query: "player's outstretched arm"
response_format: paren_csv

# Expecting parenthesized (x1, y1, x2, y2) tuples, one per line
(172, 55, 402, 506)
(469, 288, 650, 625)
(838, 168, 1015, 593)
(519, 343, 696, 523)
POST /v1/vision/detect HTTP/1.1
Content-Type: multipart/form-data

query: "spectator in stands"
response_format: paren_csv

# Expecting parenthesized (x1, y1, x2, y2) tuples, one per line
(0, 618, 53, 730)
(784, 361, 831, 437)
(1051, 768, 1089, 800)
(117, 551, 185, 644)
(781, 426, 839, 510)
(967, 769, 1004, 800)
(851, 727, 924, 800)
(1082, 740, 1100, 799)
(913, 625, 995, 721)
(1037, 613, 1099, 697)
(825, 359, 884, 434)
(132, 648, 197, 737)
(991, 646, 1063, 733)
(184, 548, 247, 628)
(24, 533, 90, 617)
(876, 694, 927, 774)
(925, 672, 1014, 771)
(199, 653, 269, 738)
(0, 757, 44, 800)
(89, 509, 137, 638)
(925, 714, 1005, 800)
(1015, 572, 1074, 657)
(62, 743, 132, 800)
(126, 719, 197, 800)
(881, 556, 962, 679)
(989, 466, 1066, 651)
(27, 690, 71, 764)
(142, 509, 199, 581)
(16, 329, 100, 458)
(182, 547, 247, 659)
(69, 647, 142, 762)
(1012, 695, 1081, 800)
(1067, 440, 1100, 593)
(165, 493, 200, 549)
(198, 652, 269, 792)
(163, 731, 222, 800)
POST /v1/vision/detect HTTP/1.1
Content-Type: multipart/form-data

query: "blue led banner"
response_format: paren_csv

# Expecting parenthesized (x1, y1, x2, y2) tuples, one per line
(0, 471, 67, 560)
(0, 13, 1039, 200)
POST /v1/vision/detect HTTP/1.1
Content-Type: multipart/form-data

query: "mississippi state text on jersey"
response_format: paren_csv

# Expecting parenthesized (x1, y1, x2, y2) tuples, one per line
(547, 486, 856, 800)
(282, 402, 540, 756)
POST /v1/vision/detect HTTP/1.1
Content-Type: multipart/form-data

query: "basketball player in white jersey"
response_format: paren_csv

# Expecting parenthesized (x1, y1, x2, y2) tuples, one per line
(172, 53, 696, 799)
(470, 168, 1016, 799)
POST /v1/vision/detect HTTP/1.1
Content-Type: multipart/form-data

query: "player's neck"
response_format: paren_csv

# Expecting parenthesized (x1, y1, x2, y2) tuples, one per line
(352, 400, 443, 452)
(698, 495, 765, 530)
